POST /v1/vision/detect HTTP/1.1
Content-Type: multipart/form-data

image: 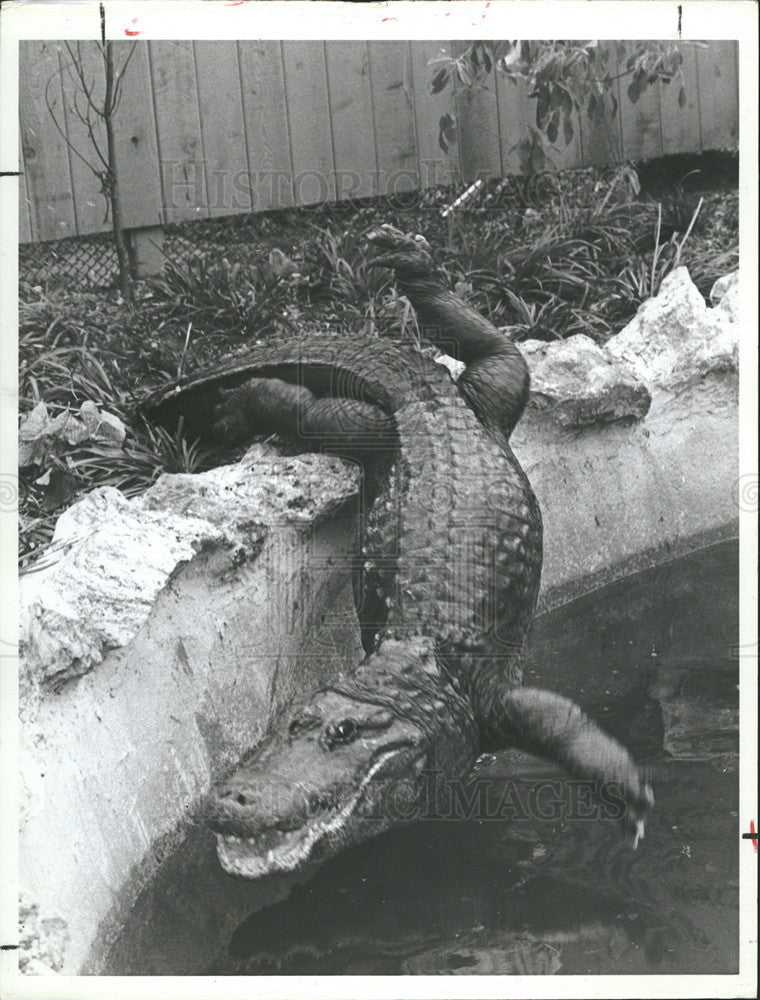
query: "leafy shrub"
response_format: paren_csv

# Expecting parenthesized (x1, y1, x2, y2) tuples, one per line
(146, 253, 296, 339)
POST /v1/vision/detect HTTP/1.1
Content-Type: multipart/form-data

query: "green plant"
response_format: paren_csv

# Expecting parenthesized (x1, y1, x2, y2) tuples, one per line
(657, 173, 708, 241)
(686, 246, 739, 299)
(19, 414, 210, 568)
(611, 194, 705, 306)
(146, 253, 294, 342)
(20, 339, 127, 416)
(18, 302, 214, 566)
(431, 40, 698, 155)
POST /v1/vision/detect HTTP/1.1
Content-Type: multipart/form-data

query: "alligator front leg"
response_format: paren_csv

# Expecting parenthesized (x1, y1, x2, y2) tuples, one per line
(212, 376, 394, 450)
(478, 686, 653, 844)
(213, 374, 398, 655)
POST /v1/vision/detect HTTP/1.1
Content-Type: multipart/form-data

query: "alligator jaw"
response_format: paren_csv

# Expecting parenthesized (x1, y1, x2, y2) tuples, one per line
(214, 745, 418, 879)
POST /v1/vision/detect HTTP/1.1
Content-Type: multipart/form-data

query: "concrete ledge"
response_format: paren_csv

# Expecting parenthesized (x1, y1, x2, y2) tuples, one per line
(19, 448, 364, 974)
(512, 364, 739, 606)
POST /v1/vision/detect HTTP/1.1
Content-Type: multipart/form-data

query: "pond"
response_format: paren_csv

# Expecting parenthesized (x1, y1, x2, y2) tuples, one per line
(103, 539, 739, 976)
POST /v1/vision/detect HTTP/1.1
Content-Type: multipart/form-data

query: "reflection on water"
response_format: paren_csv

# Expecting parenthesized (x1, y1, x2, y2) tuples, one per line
(104, 540, 739, 975)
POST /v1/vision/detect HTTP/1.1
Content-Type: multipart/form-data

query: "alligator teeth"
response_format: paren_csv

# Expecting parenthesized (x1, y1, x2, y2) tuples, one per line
(216, 750, 408, 877)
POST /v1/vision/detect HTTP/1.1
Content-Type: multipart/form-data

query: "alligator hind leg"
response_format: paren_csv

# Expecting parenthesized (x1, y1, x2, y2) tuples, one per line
(480, 686, 653, 843)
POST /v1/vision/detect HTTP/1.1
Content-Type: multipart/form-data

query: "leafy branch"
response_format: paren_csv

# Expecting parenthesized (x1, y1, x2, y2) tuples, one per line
(431, 40, 701, 155)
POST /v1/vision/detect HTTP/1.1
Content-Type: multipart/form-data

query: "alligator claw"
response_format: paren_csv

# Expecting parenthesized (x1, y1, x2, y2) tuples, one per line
(624, 815, 646, 850)
(631, 817, 646, 850)
(623, 780, 654, 849)
(365, 224, 435, 270)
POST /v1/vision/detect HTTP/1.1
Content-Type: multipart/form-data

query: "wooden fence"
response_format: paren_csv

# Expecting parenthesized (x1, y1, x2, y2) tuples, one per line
(19, 39, 739, 244)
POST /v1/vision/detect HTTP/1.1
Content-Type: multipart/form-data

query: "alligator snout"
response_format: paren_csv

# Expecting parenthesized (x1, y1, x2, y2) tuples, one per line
(204, 783, 271, 833)
(203, 773, 350, 840)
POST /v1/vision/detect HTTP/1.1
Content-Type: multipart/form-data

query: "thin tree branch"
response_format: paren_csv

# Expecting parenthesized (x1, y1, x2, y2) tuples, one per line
(63, 72, 110, 171)
(44, 72, 103, 179)
(62, 41, 114, 127)
(102, 39, 135, 302)
(80, 88, 109, 170)
(111, 42, 138, 114)
(59, 44, 111, 173)
(63, 43, 100, 112)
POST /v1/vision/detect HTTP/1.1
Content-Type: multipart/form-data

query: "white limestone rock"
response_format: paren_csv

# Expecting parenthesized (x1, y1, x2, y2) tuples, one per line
(19, 443, 359, 697)
(520, 334, 650, 428)
(709, 268, 738, 308)
(712, 270, 739, 325)
(606, 266, 738, 389)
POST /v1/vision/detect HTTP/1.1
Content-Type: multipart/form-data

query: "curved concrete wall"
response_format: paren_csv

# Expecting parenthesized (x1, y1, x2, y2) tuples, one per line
(19, 450, 365, 974)
(513, 370, 739, 611)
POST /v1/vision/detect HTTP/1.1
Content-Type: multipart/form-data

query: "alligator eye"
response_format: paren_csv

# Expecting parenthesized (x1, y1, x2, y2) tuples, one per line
(325, 718, 359, 744)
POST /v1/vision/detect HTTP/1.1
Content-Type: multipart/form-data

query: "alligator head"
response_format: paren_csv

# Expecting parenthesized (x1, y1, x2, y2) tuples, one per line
(203, 638, 478, 878)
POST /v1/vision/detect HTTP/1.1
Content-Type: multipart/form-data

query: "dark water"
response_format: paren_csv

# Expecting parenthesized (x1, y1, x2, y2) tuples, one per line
(207, 540, 740, 976)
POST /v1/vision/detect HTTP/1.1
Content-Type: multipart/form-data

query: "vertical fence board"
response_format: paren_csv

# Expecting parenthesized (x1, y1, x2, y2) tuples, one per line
(237, 41, 294, 211)
(148, 40, 206, 224)
(193, 41, 251, 217)
(109, 42, 162, 230)
(696, 41, 739, 150)
(19, 182, 33, 243)
(451, 41, 502, 182)
(55, 42, 110, 237)
(493, 68, 534, 175)
(325, 42, 377, 200)
(660, 43, 701, 155)
(409, 40, 457, 189)
(611, 53, 627, 170)
(367, 41, 418, 197)
(19, 124, 34, 242)
(578, 43, 623, 168)
(618, 43, 662, 163)
(19, 40, 76, 240)
(281, 42, 336, 204)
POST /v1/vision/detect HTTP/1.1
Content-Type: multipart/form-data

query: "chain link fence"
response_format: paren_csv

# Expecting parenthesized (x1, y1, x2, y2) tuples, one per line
(19, 212, 288, 292)
(20, 231, 120, 290)
(18, 175, 584, 292)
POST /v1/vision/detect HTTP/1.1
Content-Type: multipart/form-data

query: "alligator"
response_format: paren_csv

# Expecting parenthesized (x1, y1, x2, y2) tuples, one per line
(146, 224, 653, 879)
